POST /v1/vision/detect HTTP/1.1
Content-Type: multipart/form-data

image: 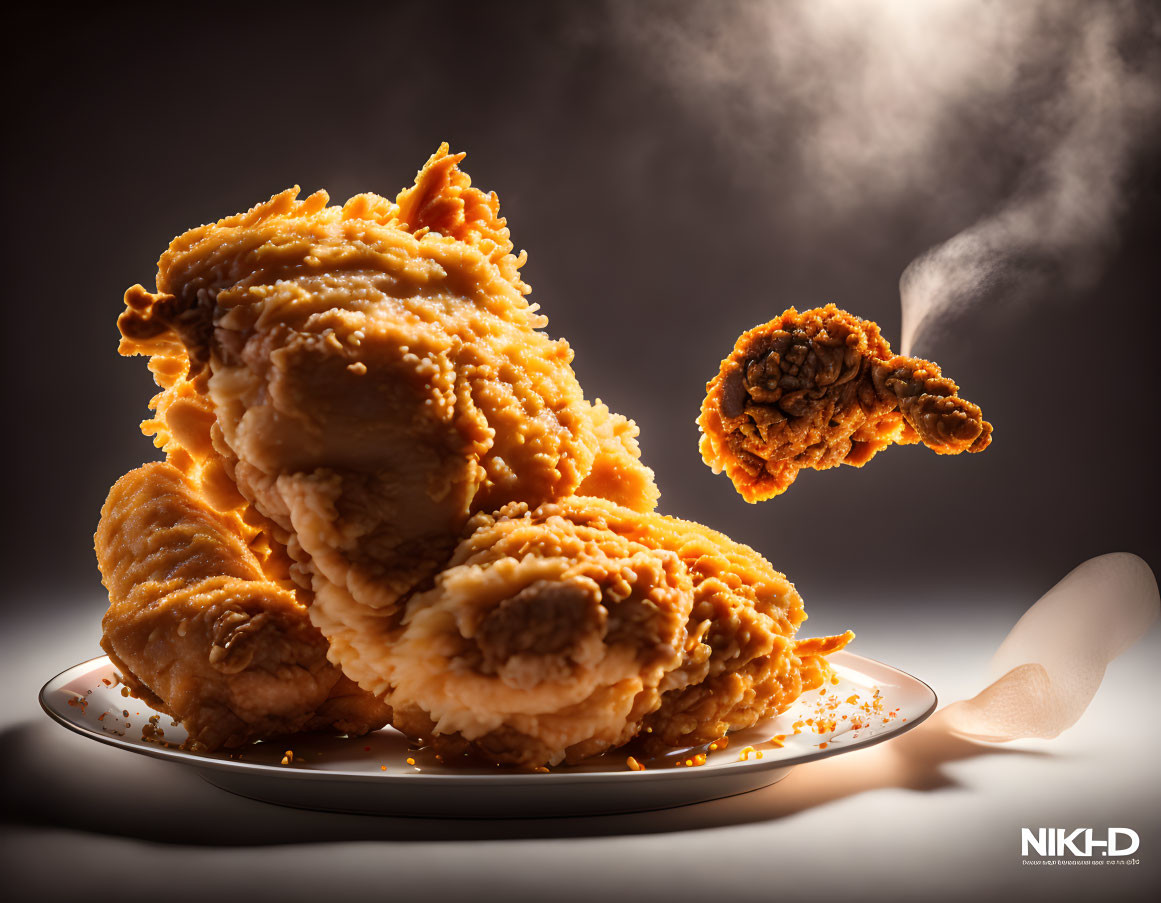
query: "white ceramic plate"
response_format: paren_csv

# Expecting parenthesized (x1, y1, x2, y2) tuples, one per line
(40, 651, 935, 817)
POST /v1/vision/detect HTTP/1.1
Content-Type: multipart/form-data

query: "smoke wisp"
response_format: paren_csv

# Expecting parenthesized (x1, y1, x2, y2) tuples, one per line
(613, 0, 1161, 352)
(898, 2, 1161, 353)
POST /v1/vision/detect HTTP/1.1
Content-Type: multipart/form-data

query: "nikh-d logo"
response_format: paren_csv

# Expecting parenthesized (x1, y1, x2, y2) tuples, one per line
(1022, 827, 1139, 858)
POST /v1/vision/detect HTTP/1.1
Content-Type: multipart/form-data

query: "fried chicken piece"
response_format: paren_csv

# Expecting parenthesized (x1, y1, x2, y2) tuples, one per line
(116, 145, 658, 669)
(699, 304, 992, 502)
(130, 350, 323, 593)
(607, 501, 853, 751)
(381, 496, 850, 767)
(95, 462, 390, 750)
(386, 498, 695, 767)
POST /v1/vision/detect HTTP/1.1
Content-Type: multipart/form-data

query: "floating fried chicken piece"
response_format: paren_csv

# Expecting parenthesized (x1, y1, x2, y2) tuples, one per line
(382, 496, 850, 767)
(95, 462, 390, 750)
(699, 304, 992, 502)
(115, 144, 658, 670)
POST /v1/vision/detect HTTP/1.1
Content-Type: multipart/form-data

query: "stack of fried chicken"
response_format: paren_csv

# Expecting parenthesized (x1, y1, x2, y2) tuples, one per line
(97, 146, 865, 767)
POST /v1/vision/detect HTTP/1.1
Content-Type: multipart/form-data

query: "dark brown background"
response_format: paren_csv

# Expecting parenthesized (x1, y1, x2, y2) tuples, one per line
(3, 1, 1158, 620)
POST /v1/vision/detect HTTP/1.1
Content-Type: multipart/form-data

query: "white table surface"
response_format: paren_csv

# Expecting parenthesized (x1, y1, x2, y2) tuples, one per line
(2, 589, 1157, 902)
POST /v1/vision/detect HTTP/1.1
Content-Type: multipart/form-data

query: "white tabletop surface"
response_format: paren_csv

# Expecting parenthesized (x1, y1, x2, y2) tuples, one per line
(2, 590, 1157, 902)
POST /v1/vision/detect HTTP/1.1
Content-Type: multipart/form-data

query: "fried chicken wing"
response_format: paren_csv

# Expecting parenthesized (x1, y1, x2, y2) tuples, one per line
(380, 496, 850, 767)
(96, 462, 390, 749)
(699, 304, 992, 502)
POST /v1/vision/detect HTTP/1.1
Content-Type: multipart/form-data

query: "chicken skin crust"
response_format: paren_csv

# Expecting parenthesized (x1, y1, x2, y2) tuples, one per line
(115, 144, 657, 646)
(381, 496, 851, 767)
(386, 497, 695, 767)
(699, 304, 992, 502)
(96, 462, 390, 750)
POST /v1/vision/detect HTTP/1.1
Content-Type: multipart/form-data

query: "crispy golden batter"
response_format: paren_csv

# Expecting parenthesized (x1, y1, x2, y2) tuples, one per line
(96, 463, 390, 749)
(99, 147, 853, 765)
(699, 304, 992, 502)
(607, 500, 852, 751)
(576, 400, 660, 512)
(383, 496, 850, 767)
(387, 497, 694, 766)
(117, 145, 658, 640)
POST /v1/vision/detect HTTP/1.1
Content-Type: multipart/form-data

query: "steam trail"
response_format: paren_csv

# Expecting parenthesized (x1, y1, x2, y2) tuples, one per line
(612, 0, 1161, 352)
(900, 2, 1161, 355)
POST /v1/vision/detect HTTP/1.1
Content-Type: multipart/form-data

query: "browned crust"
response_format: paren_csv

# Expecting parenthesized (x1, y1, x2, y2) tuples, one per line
(699, 304, 992, 502)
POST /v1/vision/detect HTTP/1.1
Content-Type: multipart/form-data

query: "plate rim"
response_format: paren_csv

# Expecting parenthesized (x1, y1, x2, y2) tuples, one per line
(39, 650, 937, 785)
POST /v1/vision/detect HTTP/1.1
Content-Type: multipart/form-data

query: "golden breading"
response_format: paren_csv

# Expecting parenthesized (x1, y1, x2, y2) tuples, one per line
(382, 496, 850, 767)
(116, 145, 658, 637)
(700, 304, 992, 502)
(385, 497, 695, 767)
(97, 146, 857, 766)
(576, 399, 660, 512)
(592, 499, 852, 750)
(96, 462, 390, 749)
